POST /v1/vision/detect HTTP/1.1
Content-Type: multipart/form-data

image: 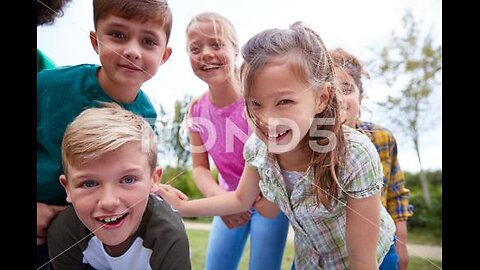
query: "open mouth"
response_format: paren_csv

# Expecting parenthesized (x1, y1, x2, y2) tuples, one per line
(201, 63, 223, 71)
(96, 212, 129, 225)
(263, 130, 290, 141)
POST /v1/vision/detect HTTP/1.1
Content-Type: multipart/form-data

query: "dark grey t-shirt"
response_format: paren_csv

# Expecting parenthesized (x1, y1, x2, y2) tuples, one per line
(47, 194, 191, 270)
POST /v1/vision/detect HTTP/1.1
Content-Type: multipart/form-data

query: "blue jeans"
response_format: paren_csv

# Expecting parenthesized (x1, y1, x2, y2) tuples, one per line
(290, 241, 398, 270)
(205, 208, 289, 270)
(379, 241, 399, 270)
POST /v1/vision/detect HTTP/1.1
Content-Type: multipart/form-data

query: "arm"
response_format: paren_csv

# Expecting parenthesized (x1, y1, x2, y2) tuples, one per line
(190, 131, 251, 228)
(37, 202, 67, 245)
(395, 221, 409, 270)
(157, 165, 261, 217)
(253, 194, 281, 219)
(384, 135, 411, 270)
(346, 192, 381, 270)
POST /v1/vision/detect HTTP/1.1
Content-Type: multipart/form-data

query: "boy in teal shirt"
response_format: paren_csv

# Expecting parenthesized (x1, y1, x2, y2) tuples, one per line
(37, 0, 173, 268)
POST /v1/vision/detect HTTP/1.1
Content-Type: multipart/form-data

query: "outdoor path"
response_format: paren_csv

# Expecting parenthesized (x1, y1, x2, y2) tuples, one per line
(184, 221, 442, 262)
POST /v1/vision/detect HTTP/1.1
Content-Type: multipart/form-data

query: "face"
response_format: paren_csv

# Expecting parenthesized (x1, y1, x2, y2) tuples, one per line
(60, 142, 159, 247)
(91, 15, 172, 90)
(187, 20, 237, 85)
(247, 59, 328, 154)
(336, 68, 362, 127)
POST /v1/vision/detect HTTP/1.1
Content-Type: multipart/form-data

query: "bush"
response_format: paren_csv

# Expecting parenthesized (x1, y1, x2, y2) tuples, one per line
(161, 166, 204, 199)
(404, 170, 442, 238)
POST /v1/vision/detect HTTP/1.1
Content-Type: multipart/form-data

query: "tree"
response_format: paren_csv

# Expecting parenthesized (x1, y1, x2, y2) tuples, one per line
(156, 95, 193, 168)
(370, 10, 442, 208)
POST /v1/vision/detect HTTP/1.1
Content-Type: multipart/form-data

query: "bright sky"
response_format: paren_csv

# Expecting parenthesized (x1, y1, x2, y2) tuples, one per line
(37, 0, 442, 173)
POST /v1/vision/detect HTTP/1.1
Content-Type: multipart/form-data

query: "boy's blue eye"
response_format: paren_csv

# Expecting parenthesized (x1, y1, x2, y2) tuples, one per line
(122, 176, 137, 184)
(82, 180, 97, 188)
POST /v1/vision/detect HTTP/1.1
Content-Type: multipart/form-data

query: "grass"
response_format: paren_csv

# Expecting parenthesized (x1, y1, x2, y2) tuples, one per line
(408, 228, 442, 246)
(187, 229, 440, 270)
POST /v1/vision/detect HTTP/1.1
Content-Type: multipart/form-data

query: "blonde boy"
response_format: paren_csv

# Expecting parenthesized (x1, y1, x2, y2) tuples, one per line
(47, 104, 191, 269)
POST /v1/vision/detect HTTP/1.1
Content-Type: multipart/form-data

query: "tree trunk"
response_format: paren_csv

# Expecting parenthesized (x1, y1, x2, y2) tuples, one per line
(414, 137, 431, 208)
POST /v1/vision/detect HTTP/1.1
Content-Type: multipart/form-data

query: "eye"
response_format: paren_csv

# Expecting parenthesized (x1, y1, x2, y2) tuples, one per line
(110, 31, 126, 39)
(122, 176, 137, 184)
(81, 180, 97, 189)
(212, 42, 222, 49)
(248, 100, 261, 107)
(189, 46, 200, 55)
(342, 83, 354, 95)
(277, 99, 292, 105)
(143, 38, 157, 47)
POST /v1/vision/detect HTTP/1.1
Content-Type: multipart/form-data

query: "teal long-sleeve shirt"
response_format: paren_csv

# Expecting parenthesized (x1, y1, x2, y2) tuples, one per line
(37, 64, 157, 205)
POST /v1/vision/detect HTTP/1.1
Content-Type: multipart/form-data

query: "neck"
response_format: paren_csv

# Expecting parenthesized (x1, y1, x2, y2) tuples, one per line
(276, 143, 311, 172)
(207, 78, 241, 107)
(103, 235, 135, 257)
(98, 67, 139, 104)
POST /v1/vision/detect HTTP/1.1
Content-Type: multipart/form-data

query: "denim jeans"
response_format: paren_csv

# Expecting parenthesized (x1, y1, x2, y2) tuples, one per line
(205, 208, 289, 270)
(379, 241, 399, 270)
(290, 241, 398, 270)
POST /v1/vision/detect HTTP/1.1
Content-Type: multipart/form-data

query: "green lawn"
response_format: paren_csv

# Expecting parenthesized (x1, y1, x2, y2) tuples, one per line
(187, 229, 441, 270)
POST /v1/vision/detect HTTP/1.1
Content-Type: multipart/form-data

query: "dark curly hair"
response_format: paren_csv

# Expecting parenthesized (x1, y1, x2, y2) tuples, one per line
(37, 0, 72, 26)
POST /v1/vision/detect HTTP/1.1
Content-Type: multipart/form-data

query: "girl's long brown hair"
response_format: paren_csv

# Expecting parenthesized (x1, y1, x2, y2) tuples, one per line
(241, 22, 347, 209)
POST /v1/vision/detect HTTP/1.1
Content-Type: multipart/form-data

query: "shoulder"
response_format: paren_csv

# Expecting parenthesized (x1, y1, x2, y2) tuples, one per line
(47, 206, 91, 259)
(243, 134, 267, 170)
(189, 93, 209, 117)
(357, 120, 397, 143)
(38, 64, 99, 80)
(142, 195, 189, 240)
(343, 125, 383, 176)
(142, 195, 191, 269)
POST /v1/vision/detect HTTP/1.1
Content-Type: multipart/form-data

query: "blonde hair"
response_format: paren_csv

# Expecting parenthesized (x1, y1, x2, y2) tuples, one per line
(241, 22, 346, 209)
(93, 0, 173, 44)
(185, 11, 239, 55)
(184, 12, 240, 123)
(61, 103, 157, 175)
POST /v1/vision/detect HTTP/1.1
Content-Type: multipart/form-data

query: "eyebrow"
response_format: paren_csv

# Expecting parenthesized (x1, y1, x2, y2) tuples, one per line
(104, 23, 161, 38)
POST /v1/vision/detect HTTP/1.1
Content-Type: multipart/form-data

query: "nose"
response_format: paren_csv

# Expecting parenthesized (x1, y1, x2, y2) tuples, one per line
(123, 41, 141, 60)
(200, 47, 214, 61)
(98, 186, 120, 211)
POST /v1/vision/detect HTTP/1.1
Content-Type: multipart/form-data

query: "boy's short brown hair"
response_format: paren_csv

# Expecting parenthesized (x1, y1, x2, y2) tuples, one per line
(93, 0, 173, 44)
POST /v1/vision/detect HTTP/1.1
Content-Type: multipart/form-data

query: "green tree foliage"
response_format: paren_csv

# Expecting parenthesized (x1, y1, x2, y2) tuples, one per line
(370, 10, 442, 208)
(404, 170, 442, 239)
(156, 95, 193, 167)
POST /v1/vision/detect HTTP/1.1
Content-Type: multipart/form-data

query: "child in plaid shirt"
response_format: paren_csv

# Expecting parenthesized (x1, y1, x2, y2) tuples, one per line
(330, 48, 414, 270)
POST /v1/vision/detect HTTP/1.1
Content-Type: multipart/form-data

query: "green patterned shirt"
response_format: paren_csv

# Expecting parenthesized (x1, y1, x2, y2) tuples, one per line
(244, 125, 395, 269)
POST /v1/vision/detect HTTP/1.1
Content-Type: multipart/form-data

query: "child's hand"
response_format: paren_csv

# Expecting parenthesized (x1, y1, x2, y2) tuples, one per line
(37, 202, 67, 245)
(155, 184, 186, 210)
(221, 211, 251, 229)
(153, 183, 189, 201)
(253, 194, 281, 219)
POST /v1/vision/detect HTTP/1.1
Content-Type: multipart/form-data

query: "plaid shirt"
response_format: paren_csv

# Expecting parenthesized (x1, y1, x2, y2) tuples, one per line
(356, 121, 414, 222)
(244, 125, 395, 269)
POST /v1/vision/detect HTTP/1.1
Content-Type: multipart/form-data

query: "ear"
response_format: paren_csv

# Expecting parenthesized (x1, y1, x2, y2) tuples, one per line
(150, 167, 163, 192)
(316, 83, 332, 114)
(89, 31, 99, 54)
(59, 175, 72, 203)
(160, 47, 172, 65)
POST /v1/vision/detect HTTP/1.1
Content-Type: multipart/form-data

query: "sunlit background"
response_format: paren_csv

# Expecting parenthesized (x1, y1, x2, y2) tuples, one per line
(37, 0, 442, 173)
